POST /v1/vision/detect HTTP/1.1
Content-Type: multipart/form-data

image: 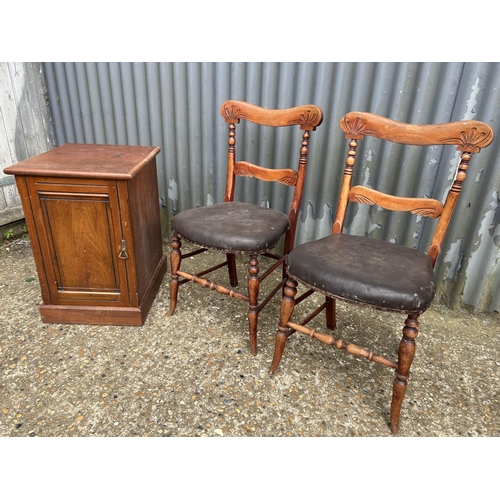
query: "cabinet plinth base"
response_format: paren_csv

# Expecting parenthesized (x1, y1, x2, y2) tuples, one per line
(40, 305, 145, 326)
(40, 255, 168, 326)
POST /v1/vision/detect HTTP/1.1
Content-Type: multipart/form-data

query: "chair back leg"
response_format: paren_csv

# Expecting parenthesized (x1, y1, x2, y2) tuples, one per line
(247, 255, 260, 355)
(390, 314, 419, 433)
(325, 296, 336, 330)
(226, 253, 238, 287)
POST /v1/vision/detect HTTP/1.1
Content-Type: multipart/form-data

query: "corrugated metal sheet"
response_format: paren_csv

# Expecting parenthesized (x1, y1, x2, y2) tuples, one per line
(0, 62, 54, 225)
(42, 62, 500, 313)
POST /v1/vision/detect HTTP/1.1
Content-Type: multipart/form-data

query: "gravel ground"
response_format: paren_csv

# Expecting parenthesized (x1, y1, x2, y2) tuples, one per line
(1, 235, 499, 439)
(2, 233, 498, 497)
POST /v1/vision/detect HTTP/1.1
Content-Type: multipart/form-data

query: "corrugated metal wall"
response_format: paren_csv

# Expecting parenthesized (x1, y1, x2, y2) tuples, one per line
(41, 62, 500, 313)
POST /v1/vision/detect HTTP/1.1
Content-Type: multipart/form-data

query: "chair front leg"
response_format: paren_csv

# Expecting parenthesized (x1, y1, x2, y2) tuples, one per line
(270, 278, 298, 374)
(168, 234, 182, 316)
(247, 255, 260, 355)
(390, 314, 419, 434)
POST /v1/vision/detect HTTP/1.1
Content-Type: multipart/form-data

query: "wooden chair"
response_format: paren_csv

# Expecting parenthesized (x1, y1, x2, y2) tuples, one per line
(168, 100, 323, 355)
(269, 111, 494, 433)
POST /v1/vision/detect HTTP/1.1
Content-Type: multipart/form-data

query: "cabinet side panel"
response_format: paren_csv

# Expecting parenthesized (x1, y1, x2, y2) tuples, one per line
(127, 158, 164, 302)
(14, 177, 52, 304)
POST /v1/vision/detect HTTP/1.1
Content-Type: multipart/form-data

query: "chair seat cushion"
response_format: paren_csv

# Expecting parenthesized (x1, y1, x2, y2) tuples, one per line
(287, 233, 436, 313)
(171, 201, 290, 253)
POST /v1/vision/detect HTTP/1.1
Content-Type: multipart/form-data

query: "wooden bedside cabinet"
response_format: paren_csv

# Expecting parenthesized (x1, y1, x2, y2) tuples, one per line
(3, 143, 167, 326)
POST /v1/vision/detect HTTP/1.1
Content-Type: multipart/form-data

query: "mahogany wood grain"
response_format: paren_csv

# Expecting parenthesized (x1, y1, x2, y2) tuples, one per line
(127, 157, 165, 303)
(4, 143, 161, 179)
(25, 176, 130, 306)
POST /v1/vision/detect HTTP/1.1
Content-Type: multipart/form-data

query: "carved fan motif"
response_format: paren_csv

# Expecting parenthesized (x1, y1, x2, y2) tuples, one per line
(277, 176, 296, 186)
(459, 127, 493, 151)
(291, 109, 321, 129)
(341, 115, 377, 139)
(236, 170, 253, 178)
(411, 207, 440, 217)
(352, 193, 375, 205)
(221, 104, 246, 122)
(443, 126, 494, 152)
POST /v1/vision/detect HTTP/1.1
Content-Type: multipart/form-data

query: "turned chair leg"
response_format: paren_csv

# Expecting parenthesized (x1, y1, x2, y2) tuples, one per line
(247, 255, 260, 355)
(169, 235, 182, 316)
(281, 258, 288, 297)
(325, 296, 336, 330)
(390, 314, 419, 434)
(227, 253, 238, 287)
(270, 278, 298, 374)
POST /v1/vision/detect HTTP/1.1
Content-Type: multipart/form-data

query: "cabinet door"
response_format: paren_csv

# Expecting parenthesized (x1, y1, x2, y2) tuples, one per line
(26, 177, 131, 306)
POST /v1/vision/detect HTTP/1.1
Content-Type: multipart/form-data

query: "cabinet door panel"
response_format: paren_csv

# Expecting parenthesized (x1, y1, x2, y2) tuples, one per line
(27, 178, 130, 305)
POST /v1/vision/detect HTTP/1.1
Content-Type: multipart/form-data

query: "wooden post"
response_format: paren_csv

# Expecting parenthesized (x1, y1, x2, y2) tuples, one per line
(247, 255, 260, 355)
(169, 235, 182, 316)
(270, 278, 298, 373)
(390, 314, 419, 434)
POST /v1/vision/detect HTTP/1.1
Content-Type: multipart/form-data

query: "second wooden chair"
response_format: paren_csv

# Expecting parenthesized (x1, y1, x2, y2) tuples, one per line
(269, 111, 494, 433)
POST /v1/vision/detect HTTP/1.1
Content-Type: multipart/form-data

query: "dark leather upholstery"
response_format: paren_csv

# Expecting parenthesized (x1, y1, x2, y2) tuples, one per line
(171, 201, 290, 253)
(287, 233, 436, 313)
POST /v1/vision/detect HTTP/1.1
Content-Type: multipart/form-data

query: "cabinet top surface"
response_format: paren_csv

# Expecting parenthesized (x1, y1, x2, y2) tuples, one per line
(3, 143, 161, 179)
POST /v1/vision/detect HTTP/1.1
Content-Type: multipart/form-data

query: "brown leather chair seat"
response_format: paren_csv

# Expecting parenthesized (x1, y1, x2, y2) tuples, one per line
(171, 201, 290, 254)
(287, 233, 436, 313)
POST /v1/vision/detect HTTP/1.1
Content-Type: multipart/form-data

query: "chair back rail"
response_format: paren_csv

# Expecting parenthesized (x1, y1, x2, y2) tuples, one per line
(349, 185, 443, 218)
(233, 161, 298, 186)
(221, 100, 324, 130)
(340, 111, 494, 151)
